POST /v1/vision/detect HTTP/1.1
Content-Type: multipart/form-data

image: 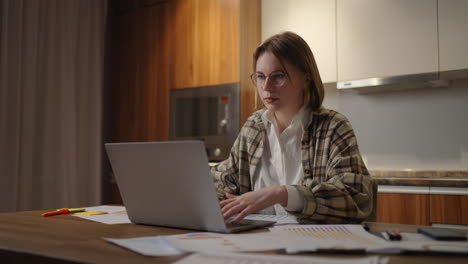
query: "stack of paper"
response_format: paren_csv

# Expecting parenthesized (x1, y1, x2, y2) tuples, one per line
(164, 232, 287, 253)
(269, 224, 388, 253)
(104, 224, 468, 256)
(104, 225, 385, 256)
(72, 205, 131, 224)
(104, 236, 185, 256)
(243, 214, 298, 225)
(173, 253, 386, 264)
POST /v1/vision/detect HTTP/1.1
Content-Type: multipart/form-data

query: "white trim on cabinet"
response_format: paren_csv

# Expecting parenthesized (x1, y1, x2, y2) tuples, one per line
(378, 185, 468, 195)
(429, 187, 468, 195)
(377, 185, 430, 194)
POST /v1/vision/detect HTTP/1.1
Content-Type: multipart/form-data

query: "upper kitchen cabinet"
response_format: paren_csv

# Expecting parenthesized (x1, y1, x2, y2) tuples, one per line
(262, 0, 337, 83)
(438, 0, 468, 73)
(336, 0, 438, 84)
(169, 0, 240, 89)
(169, 0, 261, 124)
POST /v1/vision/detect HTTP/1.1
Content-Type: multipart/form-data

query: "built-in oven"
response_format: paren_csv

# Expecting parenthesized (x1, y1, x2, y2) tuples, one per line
(169, 83, 240, 161)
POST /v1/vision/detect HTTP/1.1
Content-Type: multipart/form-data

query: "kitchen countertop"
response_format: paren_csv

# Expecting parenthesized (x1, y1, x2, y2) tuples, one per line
(370, 170, 468, 187)
(209, 162, 468, 188)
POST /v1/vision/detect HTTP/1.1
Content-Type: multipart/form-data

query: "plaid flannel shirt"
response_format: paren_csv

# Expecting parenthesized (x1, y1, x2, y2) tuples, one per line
(211, 107, 374, 224)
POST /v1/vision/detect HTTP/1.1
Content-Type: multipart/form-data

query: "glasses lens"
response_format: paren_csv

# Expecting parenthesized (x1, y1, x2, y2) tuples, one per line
(251, 73, 264, 87)
(250, 73, 257, 86)
(250, 72, 286, 87)
(270, 72, 286, 86)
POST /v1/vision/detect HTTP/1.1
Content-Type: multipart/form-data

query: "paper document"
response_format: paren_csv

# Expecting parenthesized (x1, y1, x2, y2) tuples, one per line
(269, 224, 388, 253)
(72, 205, 131, 224)
(103, 232, 287, 256)
(243, 214, 298, 225)
(82, 205, 126, 213)
(272, 225, 468, 255)
(164, 232, 287, 253)
(174, 253, 387, 264)
(104, 236, 185, 256)
(103, 223, 468, 256)
(103, 225, 388, 255)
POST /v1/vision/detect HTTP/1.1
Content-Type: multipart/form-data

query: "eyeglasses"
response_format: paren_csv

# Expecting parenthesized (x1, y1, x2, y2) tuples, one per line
(250, 71, 288, 88)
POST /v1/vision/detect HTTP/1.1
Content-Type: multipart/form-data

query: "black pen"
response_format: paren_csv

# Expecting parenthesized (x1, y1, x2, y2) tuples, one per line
(385, 230, 402, 241)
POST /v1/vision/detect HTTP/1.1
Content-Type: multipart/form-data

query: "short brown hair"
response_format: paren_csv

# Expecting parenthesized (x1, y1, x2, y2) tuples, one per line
(253, 31, 324, 111)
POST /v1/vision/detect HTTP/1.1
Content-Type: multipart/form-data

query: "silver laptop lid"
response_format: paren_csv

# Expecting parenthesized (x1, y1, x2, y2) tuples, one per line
(105, 141, 228, 232)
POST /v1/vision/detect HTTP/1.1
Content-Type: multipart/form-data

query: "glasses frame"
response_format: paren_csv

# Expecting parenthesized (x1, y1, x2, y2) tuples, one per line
(250, 71, 289, 88)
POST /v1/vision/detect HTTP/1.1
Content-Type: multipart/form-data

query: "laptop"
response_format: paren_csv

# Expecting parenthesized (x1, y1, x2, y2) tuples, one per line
(105, 140, 275, 233)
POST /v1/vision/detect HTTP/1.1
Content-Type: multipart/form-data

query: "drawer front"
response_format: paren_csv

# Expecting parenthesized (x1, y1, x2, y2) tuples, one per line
(377, 193, 430, 226)
(430, 194, 468, 225)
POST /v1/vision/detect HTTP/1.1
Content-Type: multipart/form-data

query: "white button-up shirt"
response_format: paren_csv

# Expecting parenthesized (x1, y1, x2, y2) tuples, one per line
(253, 107, 312, 215)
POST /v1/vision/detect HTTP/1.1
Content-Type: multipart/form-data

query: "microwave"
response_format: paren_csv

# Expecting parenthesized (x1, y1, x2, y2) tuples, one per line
(169, 83, 240, 161)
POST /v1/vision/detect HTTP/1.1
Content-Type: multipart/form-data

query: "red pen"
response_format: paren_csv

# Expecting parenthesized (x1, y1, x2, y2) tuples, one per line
(42, 208, 85, 217)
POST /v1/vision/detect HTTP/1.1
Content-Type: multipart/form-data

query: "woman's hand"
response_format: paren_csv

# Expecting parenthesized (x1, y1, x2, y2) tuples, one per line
(220, 185, 288, 223)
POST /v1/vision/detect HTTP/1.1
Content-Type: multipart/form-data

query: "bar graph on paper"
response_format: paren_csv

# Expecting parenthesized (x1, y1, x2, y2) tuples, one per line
(270, 225, 383, 246)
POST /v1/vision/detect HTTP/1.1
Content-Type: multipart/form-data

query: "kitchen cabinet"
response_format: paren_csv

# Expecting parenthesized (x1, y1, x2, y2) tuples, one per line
(170, 0, 261, 124)
(239, 1, 262, 123)
(110, 0, 260, 141)
(429, 187, 468, 225)
(261, 0, 336, 83)
(377, 186, 468, 226)
(262, 0, 468, 88)
(430, 195, 468, 225)
(377, 186, 430, 226)
(170, 0, 240, 89)
(336, 0, 438, 82)
(108, 0, 261, 204)
(438, 0, 468, 73)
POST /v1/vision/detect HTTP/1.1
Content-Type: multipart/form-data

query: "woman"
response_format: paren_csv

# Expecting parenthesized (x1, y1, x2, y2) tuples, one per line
(211, 32, 373, 224)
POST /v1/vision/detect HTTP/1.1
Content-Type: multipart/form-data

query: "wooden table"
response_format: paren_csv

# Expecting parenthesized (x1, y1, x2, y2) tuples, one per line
(1, 209, 467, 263)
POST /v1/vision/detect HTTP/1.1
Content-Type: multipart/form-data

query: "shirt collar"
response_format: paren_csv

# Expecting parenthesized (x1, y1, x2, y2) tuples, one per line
(260, 106, 313, 132)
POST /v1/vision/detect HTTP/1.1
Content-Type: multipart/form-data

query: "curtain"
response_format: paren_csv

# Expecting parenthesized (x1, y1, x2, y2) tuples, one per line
(0, 0, 107, 212)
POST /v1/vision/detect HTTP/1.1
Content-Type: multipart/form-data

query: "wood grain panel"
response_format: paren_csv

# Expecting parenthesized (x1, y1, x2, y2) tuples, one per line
(239, 0, 262, 125)
(430, 194, 468, 225)
(115, 0, 168, 13)
(168, 0, 194, 89)
(110, 11, 136, 142)
(4, 210, 468, 263)
(110, 3, 170, 142)
(108, 0, 261, 204)
(170, 0, 240, 88)
(377, 193, 430, 225)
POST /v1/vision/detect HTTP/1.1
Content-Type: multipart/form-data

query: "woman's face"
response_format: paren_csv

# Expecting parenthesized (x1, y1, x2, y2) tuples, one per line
(254, 52, 308, 115)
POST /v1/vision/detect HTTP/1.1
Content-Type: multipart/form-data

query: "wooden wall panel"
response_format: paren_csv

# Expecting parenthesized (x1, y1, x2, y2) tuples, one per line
(168, 0, 193, 89)
(170, 0, 240, 89)
(239, 0, 262, 125)
(192, 0, 239, 87)
(377, 193, 430, 226)
(111, 3, 170, 142)
(430, 194, 468, 225)
(115, 0, 168, 13)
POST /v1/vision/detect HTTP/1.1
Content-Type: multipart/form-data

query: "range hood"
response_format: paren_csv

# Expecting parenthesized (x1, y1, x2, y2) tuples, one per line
(337, 69, 468, 91)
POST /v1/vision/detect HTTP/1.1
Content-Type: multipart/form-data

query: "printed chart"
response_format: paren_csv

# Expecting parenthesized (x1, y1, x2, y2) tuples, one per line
(270, 225, 386, 246)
